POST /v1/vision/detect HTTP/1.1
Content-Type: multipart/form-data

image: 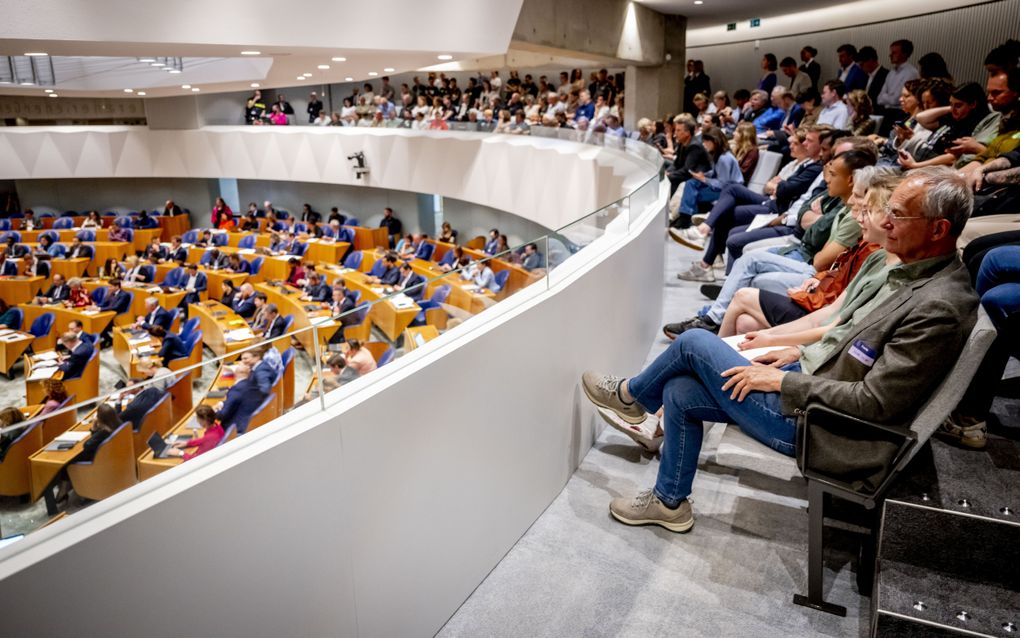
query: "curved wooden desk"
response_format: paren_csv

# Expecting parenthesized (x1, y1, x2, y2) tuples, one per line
(254, 282, 338, 352)
(0, 329, 36, 377)
(18, 304, 115, 342)
(0, 275, 46, 306)
(188, 300, 256, 358)
(319, 267, 421, 342)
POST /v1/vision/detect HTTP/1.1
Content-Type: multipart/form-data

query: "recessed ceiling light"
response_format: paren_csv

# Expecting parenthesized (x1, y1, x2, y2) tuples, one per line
(48, 93, 58, 98)
(150, 62, 164, 67)
(191, 87, 200, 92)
(182, 84, 191, 89)
(317, 64, 330, 70)
(303, 73, 313, 77)
(437, 54, 453, 61)
(168, 69, 181, 74)
(332, 57, 347, 62)
(139, 57, 155, 62)
(24, 52, 47, 57)
(694, 1, 703, 4)
(296, 75, 305, 80)
(368, 71, 378, 76)
(44, 89, 54, 93)
(383, 68, 395, 73)
(240, 51, 261, 56)
(250, 83, 260, 88)
(345, 77, 353, 82)
(20, 81, 34, 86)
(137, 91, 146, 96)
(123, 88, 134, 93)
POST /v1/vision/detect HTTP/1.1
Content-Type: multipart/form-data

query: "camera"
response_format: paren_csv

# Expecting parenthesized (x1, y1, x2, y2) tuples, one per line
(347, 151, 369, 179)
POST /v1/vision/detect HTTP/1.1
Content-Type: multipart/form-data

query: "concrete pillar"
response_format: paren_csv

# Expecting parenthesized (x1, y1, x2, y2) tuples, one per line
(143, 96, 201, 130)
(622, 15, 685, 128)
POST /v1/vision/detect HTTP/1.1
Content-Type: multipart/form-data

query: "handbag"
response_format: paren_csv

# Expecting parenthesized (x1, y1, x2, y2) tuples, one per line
(789, 242, 879, 312)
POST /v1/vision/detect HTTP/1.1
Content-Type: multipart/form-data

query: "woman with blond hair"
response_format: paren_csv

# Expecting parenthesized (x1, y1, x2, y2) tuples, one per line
(846, 89, 876, 136)
(731, 121, 760, 184)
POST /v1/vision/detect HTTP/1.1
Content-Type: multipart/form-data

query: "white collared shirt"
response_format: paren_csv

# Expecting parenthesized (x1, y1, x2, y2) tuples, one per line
(876, 62, 919, 109)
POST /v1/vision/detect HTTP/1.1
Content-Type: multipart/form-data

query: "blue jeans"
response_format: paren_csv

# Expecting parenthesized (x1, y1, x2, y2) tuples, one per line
(627, 330, 798, 507)
(976, 245, 1020, 332)
(679, 179, 722, 216)
(724, 225, 796, 273)
(703, 249, 815, 324)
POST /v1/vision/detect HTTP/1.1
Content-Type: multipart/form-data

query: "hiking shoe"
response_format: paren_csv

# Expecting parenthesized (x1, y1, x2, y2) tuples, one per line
(662, 316, 720, 340)
(597, 407, 662, 453)
(669, 227, 707, 251)
(676, 261, 715, 282)
(700, 284, 722, 300)
(581, 371, 646, 425)
(610, 489, 694, 533)
(937, 413, 987, 449)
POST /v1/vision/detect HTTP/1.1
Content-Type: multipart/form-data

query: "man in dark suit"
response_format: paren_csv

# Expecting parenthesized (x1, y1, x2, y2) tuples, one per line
(143, 238, 167, 262)
(262, 305, 288, 339)
(799, 46, 821, 91)
(166, 236, 188, 263)
(22, 253, 49, 279)
(37, 273, 70, 304)
(215, 362, 262, 433)
(394, 262, 426, 301)
(163, 200, 183, 216)
(65, 238, 93, 261)
(366, 254, 401, 285)
(57, 332, 93, 379)
(136, 297, 172, 332)
(232, 283, 257, 319)
(857, 46, 889, 111)
(97, 279, 132, 345)
(241, 349, 275, 397)
(327, 284, 358, 344)
(228, 254, 250, 274)
(149, 325, 187, 363)
(483, 229, 500, 255)
(180, 264, 207, 307)
(301, 272, 331, 302)
(117, 384, 168, 434)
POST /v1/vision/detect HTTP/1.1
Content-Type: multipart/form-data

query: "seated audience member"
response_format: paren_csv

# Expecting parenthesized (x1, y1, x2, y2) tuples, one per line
(668, 151, 874, 336)
(817, 80, 850, 130)
(81, 211, 103, 229)
(40, 379, 69, 415)
(21, 210, 36, 231)
(64, 277, 92, 308)
(666, 119, 712, 198)
(227, 254, 250, 274)
(285, 258, 306, 286)
(900, 82, 997, 170)
(148, 325, 187, 363)
(674, 127, 825, 278)
(483, 229, 501, 255)
(302, 272, 331, 302)
(3, 235, 27, 259)
(64, 237, 92, 261)
(37, 234, 57, 257)
(670, 127, 744, 233)
(440, 246, 468, 273)
(463, 258, 498, 291)
(753, 87, 786, 134)
(257, 343, 283, 376)
(300, 203, 321, 225)
(232, 283, 257, 318)
(847, 90, 877, 136)
(214, 362, 260, 433)
(366, 254, 400, 285)
(583, 166, 977, 533)
(957, 70, 1020, 184)
(164, 200, 184, 216)
(207, 248, 231, 271)
(21, 253, 49, 279)
(136, 297, 172, 332)
(36, 273, 69, 304)
(731, 123, 760, 186)
(327, 284, 359, 342)
(116, 369, 174, 430)
(261, 304, 288, 339)
(874, 78, 935, 167)
(165, 405, 225, 459)
(134, 210, 159, 229)
(341, 339, 377, 380)
(397, 233, 420, 260)
(53, 403, 121, 503)
(239, 348, 274, 396)
(163, 235, 187, 263)
(108, 222, 131, 243)
(250, 292, 270, 332)
(239, 212, 259, 232)
(66, 319, 95, 348)
(0, 299, 20, 329)
(57, 331, 94, 378)
(0, 406, 25, 460)
(142, 238, 166, 262)
(95, 279, 132, 344)
(123, 255, 150, 283)
(393, 262, 426, 300)
(99, 256, 125, 280)
(180, 264, 207, 306)
(194, 230, 214, 248)
(521, 243, 545, 271)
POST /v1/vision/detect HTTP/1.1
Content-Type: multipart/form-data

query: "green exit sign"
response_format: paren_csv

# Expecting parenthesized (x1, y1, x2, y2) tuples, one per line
(750, 18, 761, 27)
(727, 22, 736, 31)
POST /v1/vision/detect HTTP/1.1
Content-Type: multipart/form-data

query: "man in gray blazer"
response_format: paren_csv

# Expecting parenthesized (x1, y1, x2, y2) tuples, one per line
(581, 166, 979, 533)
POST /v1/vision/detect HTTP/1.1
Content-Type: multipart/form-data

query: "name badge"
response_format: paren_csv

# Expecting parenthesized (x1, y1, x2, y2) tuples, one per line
(848, 339, 877, 367)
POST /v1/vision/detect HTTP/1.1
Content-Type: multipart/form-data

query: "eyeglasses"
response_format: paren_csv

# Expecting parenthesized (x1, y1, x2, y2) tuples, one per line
(882, 206, 925, 222)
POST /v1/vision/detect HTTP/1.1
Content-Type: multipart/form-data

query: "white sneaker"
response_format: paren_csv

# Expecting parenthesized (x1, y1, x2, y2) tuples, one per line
(676, 261, 715, 282)
(692, 214, 708, 226)
(668, 227, 706, 251)
(596, 407, 662, 452)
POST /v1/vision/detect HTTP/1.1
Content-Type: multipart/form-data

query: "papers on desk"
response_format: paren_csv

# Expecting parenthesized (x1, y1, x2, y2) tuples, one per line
(54, 431, 89, 444)
(225, 328, 256, 342)
(310, 315, 333, 326)
(129, 336, 151, 346)
(390, 293, 416, 309)
(747, 214, 778, 232)
(80, 309, 100, 315)
(371, 286, 385, 295)
(1, 333, 26, 342)
(146, 286, 163, 294)
(33, 351, 59, 362)
(28, 365, 59, 381)
(238, 248, 256, 255)
(461, 284, 480, 292)
(720, 334, 789, 362)
(0, 329, 13, 337)
(134, 346, 156, 357)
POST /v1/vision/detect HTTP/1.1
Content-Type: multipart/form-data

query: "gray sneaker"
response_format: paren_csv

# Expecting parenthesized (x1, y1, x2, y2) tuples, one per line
(676, 261, 715, 282)
(668, 227, 706, 251)
(610, 489, 694, 533)
(937, 413, 987, 449)
(581, 371, 646, 425)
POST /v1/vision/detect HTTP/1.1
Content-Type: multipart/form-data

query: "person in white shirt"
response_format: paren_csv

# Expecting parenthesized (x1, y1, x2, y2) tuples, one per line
(816, 80, 850, 129)
(876, 39, 920, 111)
(123, 255, 147, 284)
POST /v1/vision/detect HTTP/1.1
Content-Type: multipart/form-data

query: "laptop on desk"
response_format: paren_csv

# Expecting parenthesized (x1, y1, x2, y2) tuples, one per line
(147, 432, 192, 459)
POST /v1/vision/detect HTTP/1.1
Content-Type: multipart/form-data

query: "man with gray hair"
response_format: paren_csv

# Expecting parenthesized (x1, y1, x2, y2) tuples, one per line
(582, 166, 979, 533)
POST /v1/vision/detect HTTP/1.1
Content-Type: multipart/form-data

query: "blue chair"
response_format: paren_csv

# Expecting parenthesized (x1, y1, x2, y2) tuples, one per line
(237, 235, 257, 249)
(415, 243, 435, 261)
(250, 257, 264, 277)
(320, 225, 336, 239)
(346, 218, 360, 226)
(216, 425, 237, 448)
(348, 290, 362, 305)
(199, 251, 214, 266)
(53, 218, 74, 229)
(120, 228, 134, 242)
(48, 243, 67, 258)
(271, 222, 287, 232)
(281, 315, 295, 336)
(37, 211, 55, 219)
(293, 222, 308, 234)
(493, 270, 510, 293)
(139, 264, 155, 283)
(76, 230, 95, 242)
(338, 227, 355, 243)
(61, 210, 78, 218)
(29, 312, 54, 341)
(438, 250, 456, 267)
(182, 230, 199, 244)
(411, 285, 451, 326)
(343, 251, 363, 270)
(113, 217, 133, 228)
(1, 231, 21, 243)
(212, 233, 228, 247)
(289, 242, 307, 257)
(39, 230, 58, 243)
(281, 347, 295, 370)
(0, 220, 9, 231)
(4, 308, 23, 331)
(162, 266, 183, 288)
(275, 209, 290, 220)
(165, 307, 181, 332)
(102, 211, 117, 217)
(368, 258, 386, 278)
(237, 393, 276, 434)
(377, 347, 395, 367)
(89, 286, 108, 307)
(176, 332, 201, 365)
(179, 317, 200, 342)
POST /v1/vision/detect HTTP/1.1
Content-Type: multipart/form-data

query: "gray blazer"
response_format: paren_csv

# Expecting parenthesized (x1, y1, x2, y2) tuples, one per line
(781, 256, 978, 426)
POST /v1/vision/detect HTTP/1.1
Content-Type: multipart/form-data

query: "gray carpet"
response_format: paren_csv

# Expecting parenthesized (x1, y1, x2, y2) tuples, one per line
(437, 236, 870, 638)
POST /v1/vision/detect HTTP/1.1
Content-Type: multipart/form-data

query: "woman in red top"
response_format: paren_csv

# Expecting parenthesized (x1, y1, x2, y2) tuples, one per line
(64, 277, 92, 308)
(168, 405, 226, 460)
(285, 257, 306, 286)
(211, 197, 233, 229)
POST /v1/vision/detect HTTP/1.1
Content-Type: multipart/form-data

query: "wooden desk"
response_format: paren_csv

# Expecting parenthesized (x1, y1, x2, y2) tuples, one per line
(254, 282, 338, 352)
(19, 229, 110, 243)
(28, 408, 95, 503)
(304, 238, 351, 265)
(130, 228, 163, 254)
(24, 241, 128, 268)
(166, 260, 248, 301)
(361, 248, 496, 314)
(346, 225, 390, 251)
(0, 330, 35, 376)
(320, 267, 420, 342)
(189, 299, 256, 358)
(111, 326, 162, 378)
(82, 279, 185, 319)
(0, 275, 46, 305)
(19, 303, 115, 340)
(225, 231, 271, 249)
(403, 325, 439, 352)
(158, 215, 191, 241)
(50, 257, 90, 281)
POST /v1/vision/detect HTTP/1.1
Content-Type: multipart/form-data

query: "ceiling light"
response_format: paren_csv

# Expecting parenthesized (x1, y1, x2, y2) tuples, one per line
(191, 87, 200, 92)
(317, 64, 330, 70)
(150, 62, 164, 67)
(368, 71, 378, 76)
(137, 91, 146, 96)
(303, 73, 313, 77)
(437, 54, 453, 61)
(383, 68, 395, 73)
(20, 81, 34, 86)
(332, 57, 347, 62)
(250, 83, 260, 88)
(296, 76, 305, 80)
(48, 93, 58, 98)
(139, 57, 155, 62)
(123, 88, 134, 93)
(44, 89, 54, 93)
(169, 69, 181, 74)
(24, 52, 47, 57)
(182, 84, 191, 89)
(240, 51, 261, 56)
(345, 77, 353, 82)
(694, 1, 703, 4)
